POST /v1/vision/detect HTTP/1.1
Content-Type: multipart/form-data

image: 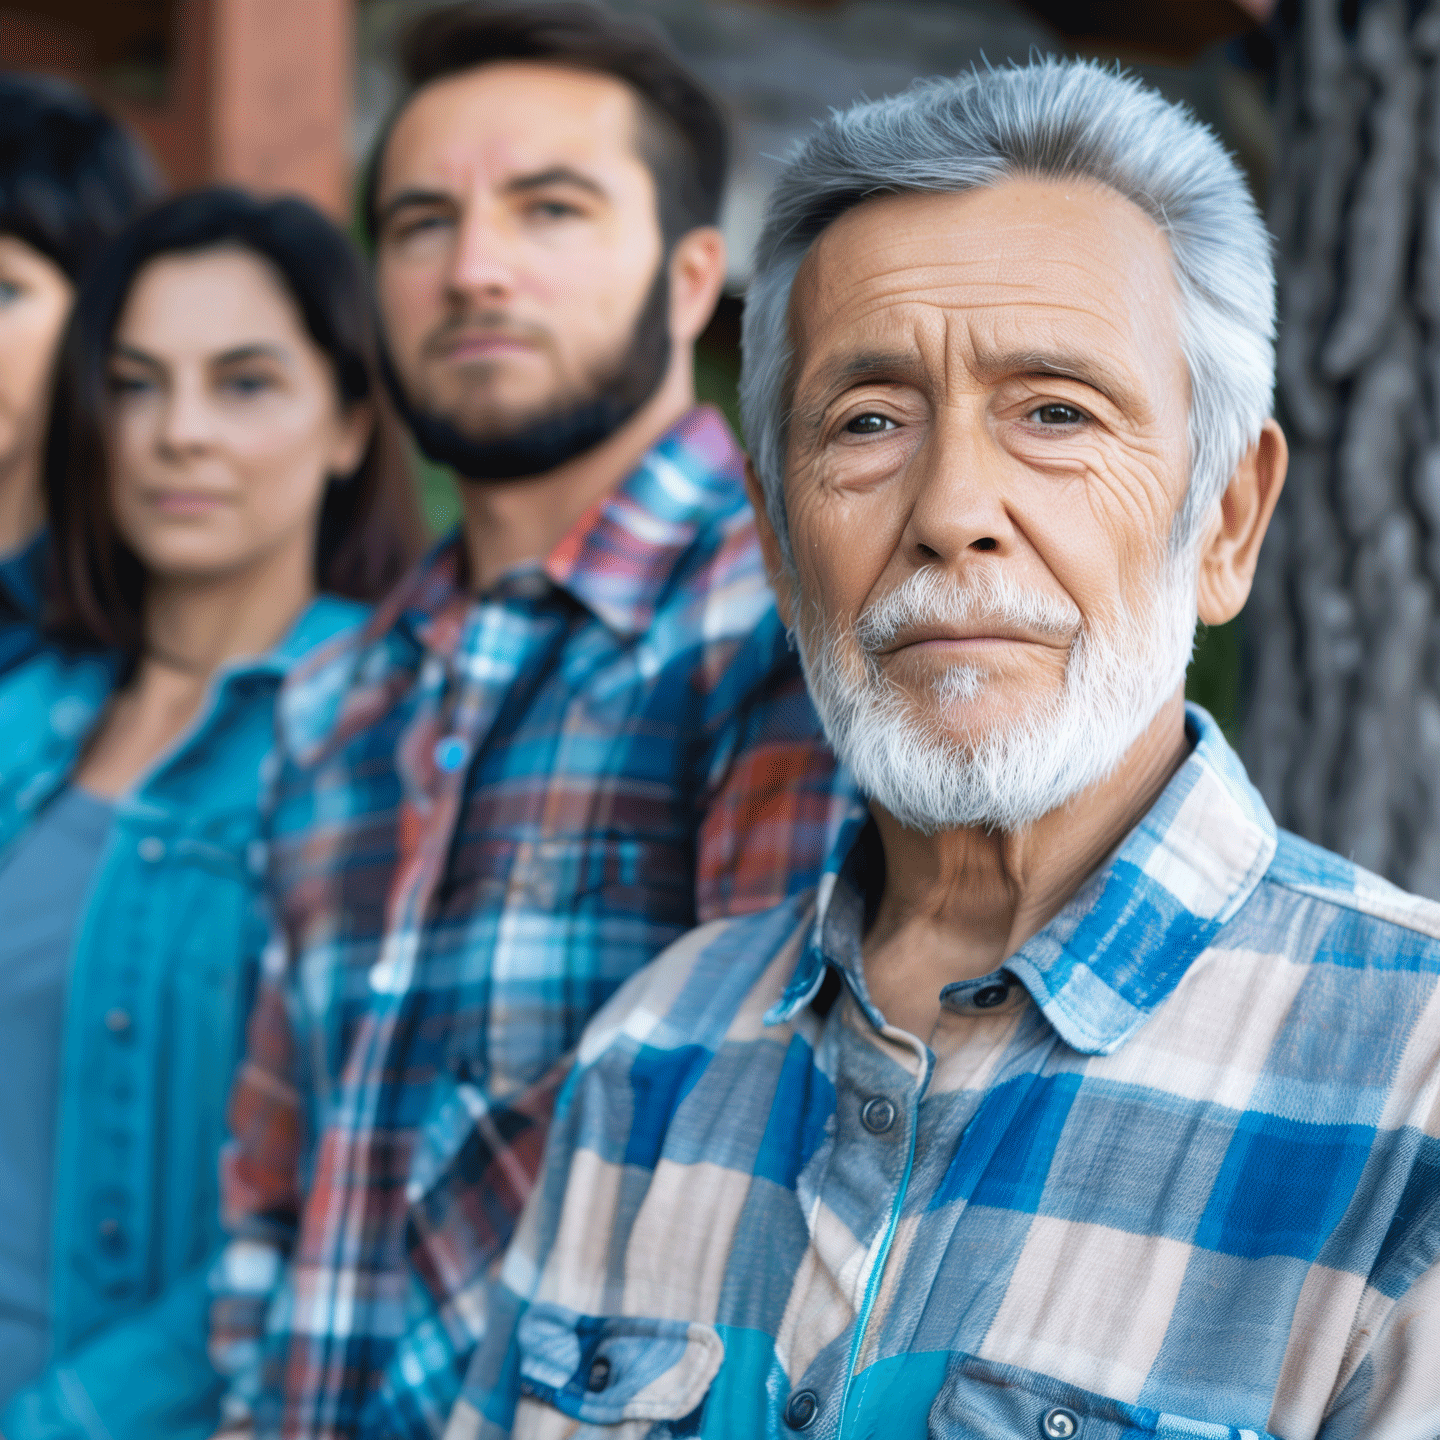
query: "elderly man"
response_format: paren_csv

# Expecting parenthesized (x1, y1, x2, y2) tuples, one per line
(447, 60, 1440, 1440)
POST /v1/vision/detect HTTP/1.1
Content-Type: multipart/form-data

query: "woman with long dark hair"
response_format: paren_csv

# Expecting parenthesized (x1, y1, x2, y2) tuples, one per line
(0, 188, 423, 1438)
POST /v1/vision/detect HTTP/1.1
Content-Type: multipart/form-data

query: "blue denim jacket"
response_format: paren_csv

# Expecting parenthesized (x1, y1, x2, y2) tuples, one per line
(0, 596, 367, 1440)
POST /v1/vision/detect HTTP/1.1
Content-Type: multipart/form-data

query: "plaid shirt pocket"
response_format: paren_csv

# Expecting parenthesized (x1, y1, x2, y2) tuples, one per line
(514, 1304, 721, 1438)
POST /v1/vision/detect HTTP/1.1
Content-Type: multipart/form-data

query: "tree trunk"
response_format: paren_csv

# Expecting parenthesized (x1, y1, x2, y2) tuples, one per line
(1244, 0, 1440, 893)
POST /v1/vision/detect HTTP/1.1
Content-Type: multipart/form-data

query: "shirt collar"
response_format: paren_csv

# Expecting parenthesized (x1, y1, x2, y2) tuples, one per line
(278, 406, 747, 764)
(248, 593, 371, 676)
(542, 405, 746, 639)
(22, 595, 367, 789)
(768, 704, 1278, 1055)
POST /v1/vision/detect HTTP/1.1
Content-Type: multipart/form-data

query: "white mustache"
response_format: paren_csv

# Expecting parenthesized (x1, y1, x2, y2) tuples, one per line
(853, 567, 1082, 654)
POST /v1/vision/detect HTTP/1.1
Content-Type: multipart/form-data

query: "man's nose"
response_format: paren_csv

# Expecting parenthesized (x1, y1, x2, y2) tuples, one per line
(899, 404, 1017, 566)
(447, 202, 518, 302)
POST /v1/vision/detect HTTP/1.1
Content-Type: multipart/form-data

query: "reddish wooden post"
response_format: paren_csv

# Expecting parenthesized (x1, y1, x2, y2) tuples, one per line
(207, 0, 353, 216)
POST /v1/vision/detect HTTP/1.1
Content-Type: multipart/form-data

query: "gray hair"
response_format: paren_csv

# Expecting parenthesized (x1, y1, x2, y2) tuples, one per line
(738, 59, 1276, 566)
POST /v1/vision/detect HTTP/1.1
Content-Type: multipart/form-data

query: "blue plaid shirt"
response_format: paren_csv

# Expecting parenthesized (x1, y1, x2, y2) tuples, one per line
(454, 706, 1440, 1440)
(212, 409, 849, 1438)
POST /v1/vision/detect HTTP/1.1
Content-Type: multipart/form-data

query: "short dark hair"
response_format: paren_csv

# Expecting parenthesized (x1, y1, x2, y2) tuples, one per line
(45, 187, 426, 661)
(362, 1, 728, 250)
(0, 72, 162, 280)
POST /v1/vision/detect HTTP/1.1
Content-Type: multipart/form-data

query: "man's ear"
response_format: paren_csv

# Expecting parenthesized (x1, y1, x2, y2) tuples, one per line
(743, 456, 796, 628)
(668, 226, 727, 348)
(1196, 418, 1288, 626)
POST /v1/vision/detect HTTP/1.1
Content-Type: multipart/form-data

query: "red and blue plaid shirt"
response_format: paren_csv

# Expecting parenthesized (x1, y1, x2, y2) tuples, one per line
(210, 408, 852, 1438)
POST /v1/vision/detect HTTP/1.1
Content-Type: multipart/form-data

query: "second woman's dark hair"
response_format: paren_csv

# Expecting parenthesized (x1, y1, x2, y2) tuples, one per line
(45, 186, 425, 658)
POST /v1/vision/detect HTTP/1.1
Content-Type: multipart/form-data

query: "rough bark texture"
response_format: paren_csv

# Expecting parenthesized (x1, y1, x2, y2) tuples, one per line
(1245, 0, 1440, 893)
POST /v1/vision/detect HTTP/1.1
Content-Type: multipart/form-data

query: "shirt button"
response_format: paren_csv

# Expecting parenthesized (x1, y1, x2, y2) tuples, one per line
(1041, 1406, 1081, 1438)
(97, 1217, 124, 1248)
(104, 1008, 132, 1036)
(586, 1356, 611, 1392)
(974, 982, 1010, 1009)
(784, 1390, 818, 1430)
(860, 1096, 896, 1134)
(433, 736, 470, 773)
(137, 836, 166, 863)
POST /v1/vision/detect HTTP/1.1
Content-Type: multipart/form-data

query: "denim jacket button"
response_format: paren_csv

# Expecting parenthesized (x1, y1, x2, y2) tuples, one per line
(104, 1008, 132, 1036)
(1041, 1406, 1081, 1438)
(586, 1356, 611, 1392)
(137, 836, 166, 863)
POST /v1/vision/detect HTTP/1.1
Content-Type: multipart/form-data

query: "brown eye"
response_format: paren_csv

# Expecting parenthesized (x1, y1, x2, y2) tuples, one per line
(845, 413, 894, 434)
(1031, 403, 1085, 425)
(220, 372, 273, 398)
(107, 372, 152, 397)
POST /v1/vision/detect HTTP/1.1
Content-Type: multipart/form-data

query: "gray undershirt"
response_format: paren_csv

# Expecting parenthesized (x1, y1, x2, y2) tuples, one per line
(0, 786, 112, 1402)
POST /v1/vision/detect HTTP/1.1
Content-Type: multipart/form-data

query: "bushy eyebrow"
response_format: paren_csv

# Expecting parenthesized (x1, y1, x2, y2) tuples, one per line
(972, 347, 1143, 416)
(792, 342, 1144, 437)
(504, 166, 607, 199)
(378, 166, 610, 230)
(791, 349, 919, 439)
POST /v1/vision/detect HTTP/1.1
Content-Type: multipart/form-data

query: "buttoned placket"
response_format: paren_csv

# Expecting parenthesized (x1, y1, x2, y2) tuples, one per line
(790, 954, 1038, 1437)
(350, 580, 573, 1219)
(53, 798, 177, 1337)
(785, 995, 931, 1439)
(366, 581, 562, 998)
(53, 661, 282, 1344)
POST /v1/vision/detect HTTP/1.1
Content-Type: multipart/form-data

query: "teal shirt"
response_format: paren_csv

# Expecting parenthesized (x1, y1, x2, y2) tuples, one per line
(0, 596, 367, 1440)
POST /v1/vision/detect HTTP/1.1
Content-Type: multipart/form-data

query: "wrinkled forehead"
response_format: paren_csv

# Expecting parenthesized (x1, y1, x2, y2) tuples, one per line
(787, 178, 1187, 405)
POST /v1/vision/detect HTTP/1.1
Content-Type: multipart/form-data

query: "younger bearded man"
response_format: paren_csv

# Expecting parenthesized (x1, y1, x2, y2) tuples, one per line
(209, 6, 845, 1435)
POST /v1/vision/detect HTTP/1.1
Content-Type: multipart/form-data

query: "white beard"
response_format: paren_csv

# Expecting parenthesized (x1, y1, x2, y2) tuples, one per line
(797, 557, 1198, 835)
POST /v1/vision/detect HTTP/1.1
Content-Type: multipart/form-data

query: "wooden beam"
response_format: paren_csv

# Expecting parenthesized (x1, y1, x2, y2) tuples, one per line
(208, 0, 352, 215)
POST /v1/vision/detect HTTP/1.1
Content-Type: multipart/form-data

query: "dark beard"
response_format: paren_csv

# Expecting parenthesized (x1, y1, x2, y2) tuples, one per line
(382, 264, 672, 483)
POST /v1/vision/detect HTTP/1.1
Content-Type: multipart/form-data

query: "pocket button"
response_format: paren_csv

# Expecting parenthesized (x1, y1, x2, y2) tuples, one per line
(785, 1390, 818, 1429)
(586, 1356, 611, 1393)
(1041, 1407, 1080, 1439)
(860, 1096, 896, 1134)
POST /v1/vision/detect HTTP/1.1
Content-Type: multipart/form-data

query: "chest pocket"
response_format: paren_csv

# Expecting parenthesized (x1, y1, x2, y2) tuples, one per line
(505, 836, 692, 923)
(438, 834, 696, 1088)
(927, 1357, 1276, 1440)
(512, 1302, 723, 1440)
